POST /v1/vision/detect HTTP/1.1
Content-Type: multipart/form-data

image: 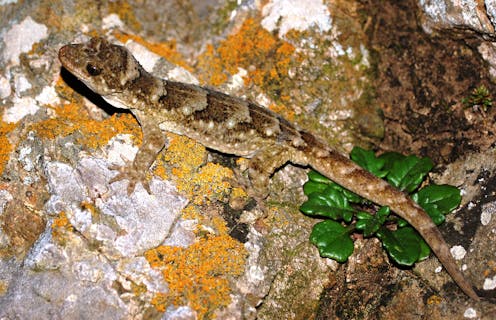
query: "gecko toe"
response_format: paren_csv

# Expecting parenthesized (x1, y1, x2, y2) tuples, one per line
(109, 165, 151, 195)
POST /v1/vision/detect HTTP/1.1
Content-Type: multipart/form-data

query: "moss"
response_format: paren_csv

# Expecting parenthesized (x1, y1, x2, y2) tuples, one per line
(211, 0, 240, 35)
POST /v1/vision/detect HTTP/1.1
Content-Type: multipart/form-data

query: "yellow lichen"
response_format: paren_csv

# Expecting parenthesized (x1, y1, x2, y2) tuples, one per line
(154, 134, 234, 205)
(80, 201, 99, 220)
(107, 1, 142, 32)
(195, 44, 228, 86)
(0, 279, 8, 296)
(31, 80, 142, 151)
(230, 186, 248, 201)
(144, 215, 247, 319)
(196, 18, 296, 89)
(51, 211, 73, 243)
(131, 282, 148, 297)
(426, 295, 442, 305)
(152, 133, 205, 184)
(0, 121, 15, 175)
(113, 32, 192, 71)
(268, 103, 295, 122)
(180, 204, 201, 221)
(160, 134, 206, 178)
(189, 163, 234, 205)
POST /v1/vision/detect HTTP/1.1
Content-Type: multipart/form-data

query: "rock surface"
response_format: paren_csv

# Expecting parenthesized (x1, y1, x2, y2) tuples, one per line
(0, 0, 494, 319)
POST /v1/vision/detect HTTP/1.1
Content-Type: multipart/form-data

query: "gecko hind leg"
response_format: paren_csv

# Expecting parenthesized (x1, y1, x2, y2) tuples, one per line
(228, 145, 291, 209)
(247, 146, 292, 198)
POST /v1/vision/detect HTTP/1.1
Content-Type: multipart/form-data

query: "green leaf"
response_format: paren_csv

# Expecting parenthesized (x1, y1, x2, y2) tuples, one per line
(303, 180, 328, 196)
(327, 183, 363, 204)
(378, 152, 406, 172)
(350, 147, 387, 178)
(310, 220, 354, 262)
(301, 148, 460, 269)
(300, 192, 354, 222)
(417, 235, 431, 261)
(413, 184, 462, 215)
(412, 185, 461, 226)
(416, 203, 445, 225)
(386, 155, 433, 193)
(308, 170, 332, 184)
(376, 226, 426, 266)
(356, 206, 390, 237)
(397, 218, 409, 228)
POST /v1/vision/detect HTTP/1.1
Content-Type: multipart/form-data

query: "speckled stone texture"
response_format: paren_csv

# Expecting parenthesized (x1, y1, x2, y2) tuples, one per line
(0, 0, 495, 319)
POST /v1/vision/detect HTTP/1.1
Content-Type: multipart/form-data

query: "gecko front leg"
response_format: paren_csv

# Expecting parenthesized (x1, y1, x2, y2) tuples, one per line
(110, 110, 166, 194)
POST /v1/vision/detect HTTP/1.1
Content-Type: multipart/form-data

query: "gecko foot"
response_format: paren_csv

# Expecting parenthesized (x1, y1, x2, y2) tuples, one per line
(225, 170, 269, 216)
(109, 163, 151, 195)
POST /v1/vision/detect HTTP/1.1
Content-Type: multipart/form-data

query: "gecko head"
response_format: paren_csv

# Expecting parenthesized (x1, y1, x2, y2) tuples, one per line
(59, 37, 141, 97)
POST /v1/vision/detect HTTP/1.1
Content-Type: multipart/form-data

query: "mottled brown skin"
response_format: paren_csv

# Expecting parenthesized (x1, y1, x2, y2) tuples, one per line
(58, 37, 478, 300)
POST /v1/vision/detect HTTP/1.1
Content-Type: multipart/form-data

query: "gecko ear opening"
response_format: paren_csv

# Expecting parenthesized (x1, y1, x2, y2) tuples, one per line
(86, 63, 101, 76)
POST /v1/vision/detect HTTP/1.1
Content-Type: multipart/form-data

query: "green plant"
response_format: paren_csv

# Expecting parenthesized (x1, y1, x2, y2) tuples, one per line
(300, 147, 461, 266)
(462, 85, 493, 112)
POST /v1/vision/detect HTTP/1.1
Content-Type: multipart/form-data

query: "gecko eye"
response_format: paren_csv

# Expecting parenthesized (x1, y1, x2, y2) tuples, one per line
(86, 64, 101, 76)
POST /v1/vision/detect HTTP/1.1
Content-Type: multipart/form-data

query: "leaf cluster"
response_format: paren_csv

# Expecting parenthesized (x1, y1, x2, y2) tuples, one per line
(462, 85, 493, 112)
(300, 147, 461, 265)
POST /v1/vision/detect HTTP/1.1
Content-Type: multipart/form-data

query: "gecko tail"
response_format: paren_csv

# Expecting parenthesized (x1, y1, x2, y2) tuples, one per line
(417, 220, 480, 300)
(308, 150, 479, 300)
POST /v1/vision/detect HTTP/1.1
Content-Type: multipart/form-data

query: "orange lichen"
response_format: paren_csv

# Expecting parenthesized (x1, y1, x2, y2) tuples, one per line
(268, 103, 295, 122)
(180, 204, 201, 221)
(189, 163, 234, 205)
(154, 134, 234, 205)
(0, 279, 7, 296)
(230, 186, 248, 201)
(196, 18, 296, 89)
(51, 211, 73, 243)
(160, 134, 206, 178)
(195, 44, 229, 86)
(31, 80, 141, 151)
(0, 121, 15, 174)
(107, 1, 142, 32)
(153, 133, 205, 184)
(483, 260, 496, 277)
(144, 216, 247, 319)
(426, 295, 442, 305)
(113, 32, 191, 71)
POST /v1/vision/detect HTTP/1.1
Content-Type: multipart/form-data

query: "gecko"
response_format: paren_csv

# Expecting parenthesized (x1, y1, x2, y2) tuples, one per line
(58, 37, 479, 300)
